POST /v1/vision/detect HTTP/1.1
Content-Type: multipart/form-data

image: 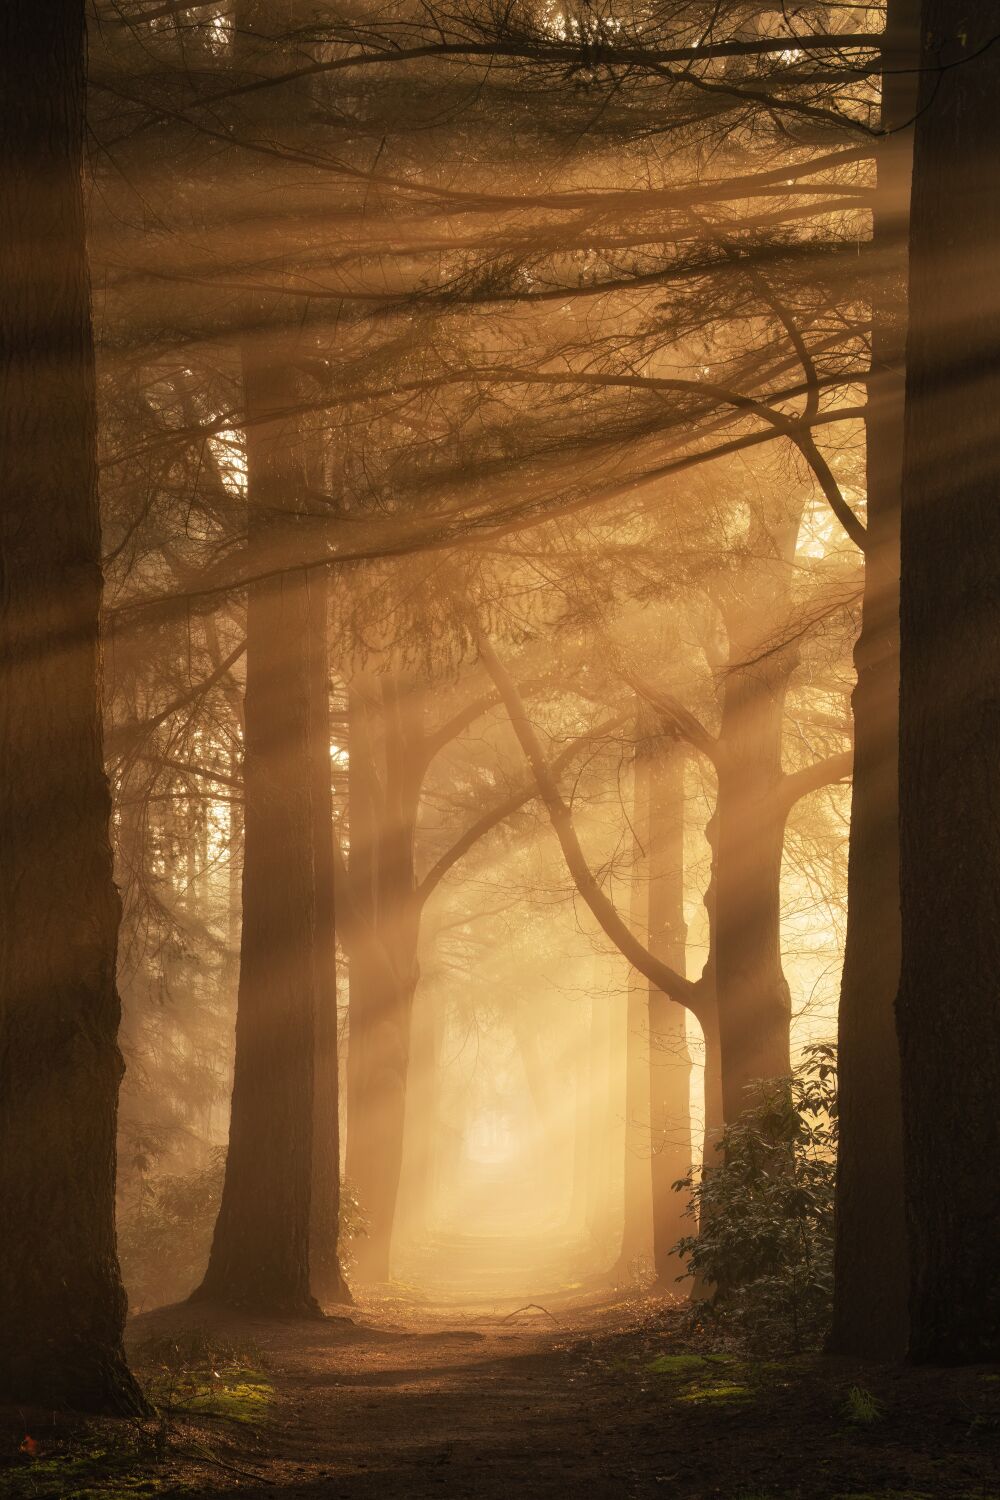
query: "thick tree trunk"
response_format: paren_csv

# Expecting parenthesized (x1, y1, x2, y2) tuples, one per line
(645, 734, 693, 1288)
(830, 0, 916, 1361)
(710, 504, 802, 1121)
(308, 567, 351, 1306)
(0, 0, 141, 1413)
(344, 673, 422, 1282)
(195, 349, 319, 1315)
(896, 0, 1000, 1364)
(713, 664, 795, 1120)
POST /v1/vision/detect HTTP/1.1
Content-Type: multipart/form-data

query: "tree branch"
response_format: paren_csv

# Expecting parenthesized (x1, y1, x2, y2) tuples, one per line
(416, 709, 631, 906)
(475, 628, 703, 1015)
(779, 749, 854, 816)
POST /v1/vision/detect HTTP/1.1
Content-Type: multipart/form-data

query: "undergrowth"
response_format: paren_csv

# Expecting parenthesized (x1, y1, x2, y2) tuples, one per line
(0, 1328, 271, 1499)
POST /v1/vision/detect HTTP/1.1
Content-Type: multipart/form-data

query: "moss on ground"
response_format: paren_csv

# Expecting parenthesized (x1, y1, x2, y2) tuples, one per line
(0, 1445, 174, 1499)
(146, 1365, 271, 1425)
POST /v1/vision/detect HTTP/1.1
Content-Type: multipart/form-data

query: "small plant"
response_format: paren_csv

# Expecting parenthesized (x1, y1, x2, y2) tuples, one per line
(673, 1045, 837, 1354)
(842, 1384, 884, 1427)
(136, 1329, 272, 1428)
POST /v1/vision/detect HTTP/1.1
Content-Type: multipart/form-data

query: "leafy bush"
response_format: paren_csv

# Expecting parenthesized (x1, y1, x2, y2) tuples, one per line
(673, 1044, 837, 1353)
(118, 1149, 227, 1311)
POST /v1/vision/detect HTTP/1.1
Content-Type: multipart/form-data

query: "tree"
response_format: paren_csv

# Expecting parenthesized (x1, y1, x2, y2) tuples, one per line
(830, 0, 917, 1362)
(192, 345, 322, 1315)
(896, 0, 1000, 1364)
(0, 0, 142, 1412)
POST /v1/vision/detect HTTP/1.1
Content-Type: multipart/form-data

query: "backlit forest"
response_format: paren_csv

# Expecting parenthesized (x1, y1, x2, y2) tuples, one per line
(1, 2, 998, 1496)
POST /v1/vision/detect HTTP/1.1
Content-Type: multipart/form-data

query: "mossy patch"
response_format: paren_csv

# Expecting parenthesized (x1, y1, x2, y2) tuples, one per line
(135, 1329, 272, 1428)
(147, 1366, 271, 1425)
(676, 1380, 753, 1405)
(0, 1445, 173, 1499)
(645, 1352, 755, 1406)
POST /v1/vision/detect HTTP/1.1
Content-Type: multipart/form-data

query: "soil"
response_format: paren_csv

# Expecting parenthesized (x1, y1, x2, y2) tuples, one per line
(2, 1283, 999, 1498)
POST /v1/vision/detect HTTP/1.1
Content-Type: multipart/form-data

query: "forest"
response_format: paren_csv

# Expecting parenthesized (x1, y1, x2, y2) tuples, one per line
(0, 1, 998, 1496)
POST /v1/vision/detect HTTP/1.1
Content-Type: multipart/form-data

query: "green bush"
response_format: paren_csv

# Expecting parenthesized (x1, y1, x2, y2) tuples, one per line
(673, 1044, 837, 1353)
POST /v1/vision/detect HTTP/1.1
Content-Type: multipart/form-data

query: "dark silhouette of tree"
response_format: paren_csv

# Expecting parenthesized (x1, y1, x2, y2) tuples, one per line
(896, 0, 1000, 1365)
(0, 0, 143, 1412)
(830, 0, 917, 1363)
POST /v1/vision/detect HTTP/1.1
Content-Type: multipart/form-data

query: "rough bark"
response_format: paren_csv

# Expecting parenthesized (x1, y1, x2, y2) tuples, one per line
(896, 0, 1000, 1364)
(194, 349, 319, 1315)
(829, 0, 916, 1361)
(0, 0, 142, 1413)
(308, 567, 351, 1306)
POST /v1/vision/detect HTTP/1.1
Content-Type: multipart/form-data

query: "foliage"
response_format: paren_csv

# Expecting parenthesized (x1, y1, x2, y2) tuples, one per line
(137, 1330, 272, 1427)
(674, 1045, 838, 1354)
(117, 1150, 227, 1312)
(0, 1434, 173, 1499)
(338, 1180, 369, 1276)
(842, 1385, 884, 1427)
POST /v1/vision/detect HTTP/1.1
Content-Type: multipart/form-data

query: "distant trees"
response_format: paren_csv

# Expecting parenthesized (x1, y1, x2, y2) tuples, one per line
(896, 0, 1000, 1364)
(69, 0, 1000, 1366)
(193, 347, 326, 1314)
(0, 0, 141, 1412)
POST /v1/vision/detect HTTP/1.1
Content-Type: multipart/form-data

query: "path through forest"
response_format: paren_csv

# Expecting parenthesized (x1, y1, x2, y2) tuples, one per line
(119, 1268, 1000, 1500)
(4, 1262, 1000, 1498)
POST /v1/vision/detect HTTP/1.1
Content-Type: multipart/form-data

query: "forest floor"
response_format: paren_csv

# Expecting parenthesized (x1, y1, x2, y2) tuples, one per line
(2, 1260, 1000, 1500)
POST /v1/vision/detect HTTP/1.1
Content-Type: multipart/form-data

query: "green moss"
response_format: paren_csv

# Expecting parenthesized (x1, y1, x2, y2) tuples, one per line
(675, 1381, 753, 1405)
(148, 1365, 272, 1425)
(646, 1351, 755, 1405)
(0, 1447, 172, 1499)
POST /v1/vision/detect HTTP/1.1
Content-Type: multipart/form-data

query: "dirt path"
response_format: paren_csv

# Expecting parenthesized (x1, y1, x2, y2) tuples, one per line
(130, 1290, 661, 1498)
(5, 1286, 999, 1497)
(124, 1289, 1000, 1500)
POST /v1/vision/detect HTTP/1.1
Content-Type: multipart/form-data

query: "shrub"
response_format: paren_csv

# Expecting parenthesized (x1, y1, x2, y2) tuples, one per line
(673, 1044, 837, 1353)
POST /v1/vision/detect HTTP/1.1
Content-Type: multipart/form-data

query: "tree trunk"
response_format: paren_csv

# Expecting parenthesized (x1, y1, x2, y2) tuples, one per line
(308, 567, 351, 1306)
(710, 503, 803, 1120)
(344, 673, 423, 1282)
(619, 981, 654, 1273)
(830, 0, 916, 1361)
(713, 664, 795, 1121)
(617, 734, 654, 1270)
(395, 978, 440, 1240)
(645, 733, 693, 1288)
(0, 0, 141, 1413)
(586, 965, 617, 1252)
(194, 348, 319, 1315)
(896, 0, 1000, 1364)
